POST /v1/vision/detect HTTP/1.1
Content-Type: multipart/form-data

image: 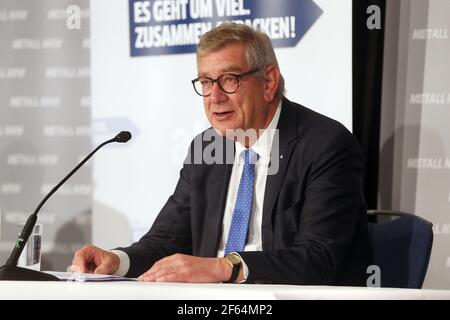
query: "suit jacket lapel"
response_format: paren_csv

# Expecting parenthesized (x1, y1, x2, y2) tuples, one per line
(262, 99, 298, 250)
(202, 135, 234, 257)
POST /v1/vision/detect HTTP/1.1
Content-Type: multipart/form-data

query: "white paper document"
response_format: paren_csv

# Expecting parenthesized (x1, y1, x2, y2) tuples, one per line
(43, 271, 136, 282)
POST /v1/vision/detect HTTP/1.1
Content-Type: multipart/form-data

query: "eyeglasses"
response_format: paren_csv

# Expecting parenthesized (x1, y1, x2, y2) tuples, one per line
(191, 69, 259, 97)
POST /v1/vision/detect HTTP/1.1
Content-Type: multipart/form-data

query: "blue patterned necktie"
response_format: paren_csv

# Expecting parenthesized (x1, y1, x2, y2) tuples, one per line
(224, 149, 258, 255)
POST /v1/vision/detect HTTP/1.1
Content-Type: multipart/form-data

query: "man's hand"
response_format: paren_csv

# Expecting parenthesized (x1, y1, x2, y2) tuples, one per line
(138, 253, 240, 283)
(71, 245, 120, 275)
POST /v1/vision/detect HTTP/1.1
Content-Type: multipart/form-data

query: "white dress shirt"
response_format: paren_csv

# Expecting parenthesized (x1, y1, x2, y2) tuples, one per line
(112, 102, 282, 279)
(216, 102, 281, 281)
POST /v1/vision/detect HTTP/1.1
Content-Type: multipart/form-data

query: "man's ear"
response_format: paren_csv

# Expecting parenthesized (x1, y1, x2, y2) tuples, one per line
(263, 64, 280, 103)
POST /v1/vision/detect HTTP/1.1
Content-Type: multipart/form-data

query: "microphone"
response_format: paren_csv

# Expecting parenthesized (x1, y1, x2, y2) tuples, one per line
(0, 131, 132, 281)
(114, 131, 132, 143)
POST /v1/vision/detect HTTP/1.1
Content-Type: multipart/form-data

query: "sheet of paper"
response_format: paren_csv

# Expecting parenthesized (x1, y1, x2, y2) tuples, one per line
(43, 271, 136, 282)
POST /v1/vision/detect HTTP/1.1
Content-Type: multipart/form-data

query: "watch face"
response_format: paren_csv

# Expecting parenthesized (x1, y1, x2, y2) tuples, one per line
(227, 253, 241, 265)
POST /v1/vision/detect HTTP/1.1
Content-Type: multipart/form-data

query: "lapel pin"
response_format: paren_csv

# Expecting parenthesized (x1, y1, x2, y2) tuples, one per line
(280, 155, 283, 159)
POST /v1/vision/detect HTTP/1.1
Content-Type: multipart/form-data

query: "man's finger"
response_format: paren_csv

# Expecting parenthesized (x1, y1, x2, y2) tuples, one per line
(72, 253, 89, 273)
(139, 264, 179, 281)
(154, 273, 179, 282)
(94, 265, 108, 275)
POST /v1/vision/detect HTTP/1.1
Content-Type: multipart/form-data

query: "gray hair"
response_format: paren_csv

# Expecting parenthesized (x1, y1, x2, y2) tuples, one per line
(197, 22, 285, 101)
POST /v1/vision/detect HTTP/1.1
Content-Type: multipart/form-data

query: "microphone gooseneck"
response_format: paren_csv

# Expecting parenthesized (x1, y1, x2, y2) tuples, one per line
(0, 131, 131, 281)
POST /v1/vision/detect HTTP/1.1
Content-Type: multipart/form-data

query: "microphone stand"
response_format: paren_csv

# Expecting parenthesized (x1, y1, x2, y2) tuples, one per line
(0, 131, 131, 281)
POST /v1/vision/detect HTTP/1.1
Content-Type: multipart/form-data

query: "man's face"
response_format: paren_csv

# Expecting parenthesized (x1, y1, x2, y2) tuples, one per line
(198, 43, 273, 137)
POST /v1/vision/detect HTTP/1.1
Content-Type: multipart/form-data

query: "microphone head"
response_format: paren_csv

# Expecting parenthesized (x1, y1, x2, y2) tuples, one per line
(114, 131, 132, 143)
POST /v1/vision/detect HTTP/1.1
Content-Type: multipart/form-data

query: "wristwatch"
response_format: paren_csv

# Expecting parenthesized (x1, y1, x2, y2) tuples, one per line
(225, 252, 242, 283)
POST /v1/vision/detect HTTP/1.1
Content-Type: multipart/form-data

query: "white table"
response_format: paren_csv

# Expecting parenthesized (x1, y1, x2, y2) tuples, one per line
(0, 281, 449, 300)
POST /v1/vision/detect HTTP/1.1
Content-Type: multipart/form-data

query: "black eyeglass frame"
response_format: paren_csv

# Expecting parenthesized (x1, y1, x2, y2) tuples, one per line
(191, 68, 259, 97)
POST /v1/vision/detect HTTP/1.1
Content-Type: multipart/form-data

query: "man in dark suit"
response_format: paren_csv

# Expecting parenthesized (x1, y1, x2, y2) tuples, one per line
(72, 22, 368, 285)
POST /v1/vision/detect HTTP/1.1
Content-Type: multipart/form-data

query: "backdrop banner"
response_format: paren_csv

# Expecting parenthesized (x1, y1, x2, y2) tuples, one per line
(380, 0, 450, 289)
(0, 0, 91, 271)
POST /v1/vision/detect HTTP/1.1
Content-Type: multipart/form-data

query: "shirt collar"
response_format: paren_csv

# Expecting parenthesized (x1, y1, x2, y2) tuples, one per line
(235, 101, 282, 163)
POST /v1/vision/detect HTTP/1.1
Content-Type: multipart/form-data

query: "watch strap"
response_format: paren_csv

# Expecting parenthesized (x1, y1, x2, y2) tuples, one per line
(226, 262, 240, 283)
(225, 253, 241, 283)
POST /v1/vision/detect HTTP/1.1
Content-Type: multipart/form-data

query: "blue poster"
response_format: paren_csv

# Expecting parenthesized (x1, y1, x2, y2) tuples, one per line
(129, 0, 323, 56)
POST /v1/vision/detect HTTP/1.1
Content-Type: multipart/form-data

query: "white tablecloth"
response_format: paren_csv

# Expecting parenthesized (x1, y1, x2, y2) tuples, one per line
(1, 281, 449, 300)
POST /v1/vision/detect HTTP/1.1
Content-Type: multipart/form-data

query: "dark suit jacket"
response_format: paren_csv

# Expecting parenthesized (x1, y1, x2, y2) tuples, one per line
(119, 98, 369, 285)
